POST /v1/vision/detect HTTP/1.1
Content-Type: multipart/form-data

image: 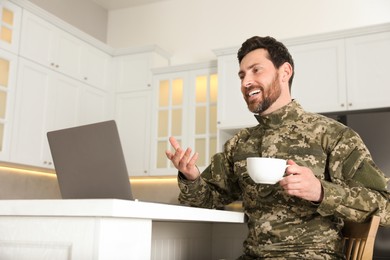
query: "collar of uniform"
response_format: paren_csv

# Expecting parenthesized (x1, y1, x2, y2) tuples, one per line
(254, 100, 302, 129)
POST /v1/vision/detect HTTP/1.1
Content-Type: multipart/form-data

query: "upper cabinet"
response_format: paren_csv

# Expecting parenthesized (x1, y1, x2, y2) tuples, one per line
(215, 25, 390, 135)
(288, 39, 347, 113)
(0, 48, 17, 161)
(150, 63, 218, 176)
(112, 51, 170, 92)
(345, 31, 390, 110)
(290, 31, 390, 113)
(10, 58, 110, 169)
(0, 1, 21, 54)
(19, 10, 111, 91)
(215, 53, 257, 130)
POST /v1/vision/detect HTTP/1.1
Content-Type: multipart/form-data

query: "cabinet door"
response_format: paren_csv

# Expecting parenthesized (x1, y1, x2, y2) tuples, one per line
(79, 85, 109, 125)
(0, 1, 22, 54)
(346, 32, 390, 110)
(11, 58, 81, 168)
(288, 40, 347, 113)
(20, 11, 84, 81)
(0, 48, 17, 161)
(113, 53, 154, 92)
(80, 45, 110, 90)
(115, 91, 151, 176)
(19, 10, 58, 69)
(11, 58, 52, 167)
(217, 54, 257, 129)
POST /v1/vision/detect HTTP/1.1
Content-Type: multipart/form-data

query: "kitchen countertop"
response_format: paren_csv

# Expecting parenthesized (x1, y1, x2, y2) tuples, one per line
(0, 199, 246, 223)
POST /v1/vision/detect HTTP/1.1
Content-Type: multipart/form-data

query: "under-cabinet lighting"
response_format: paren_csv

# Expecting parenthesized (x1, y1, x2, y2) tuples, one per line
(0, 165, 56, 178)
(0, 164, 177, 183)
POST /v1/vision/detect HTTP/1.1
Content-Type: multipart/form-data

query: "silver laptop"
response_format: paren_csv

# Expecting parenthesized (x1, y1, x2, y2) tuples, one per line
(47, 120, 133, 200)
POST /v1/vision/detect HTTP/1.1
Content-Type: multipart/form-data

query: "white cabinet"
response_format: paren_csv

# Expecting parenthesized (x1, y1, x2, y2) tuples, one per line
(10, 58, 109, 169)
(290, 32, 390, 113)
(150, 64, 218, 175)
(19, 10, 110, 90)
(288, 39, 347, 113)
(112, 52, 169, 92)
(0, 1, 22, 54)
(216, 54, 257, 130)
(11, 58, 80, 168)
(112, 51, 169, 176)
(79, 86, 110, 125)
(115, 91, 151, 176)
(0, 48, 18, 161)
(345, 31, 390, 110)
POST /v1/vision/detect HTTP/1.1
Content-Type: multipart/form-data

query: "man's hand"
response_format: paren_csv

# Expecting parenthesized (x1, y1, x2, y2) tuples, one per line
(279, 160, 324, 203)
(165, 136, 200, 181)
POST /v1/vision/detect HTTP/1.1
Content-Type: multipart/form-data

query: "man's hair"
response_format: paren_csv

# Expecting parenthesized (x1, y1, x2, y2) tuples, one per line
(237, 36, 295, 89)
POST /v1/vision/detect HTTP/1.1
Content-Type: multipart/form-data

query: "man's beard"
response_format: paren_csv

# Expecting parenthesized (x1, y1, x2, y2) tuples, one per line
(247, 75, 281, 114)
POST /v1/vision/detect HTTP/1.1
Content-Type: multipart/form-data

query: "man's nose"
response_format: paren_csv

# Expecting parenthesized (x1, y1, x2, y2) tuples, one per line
(242, 77, 253, 88)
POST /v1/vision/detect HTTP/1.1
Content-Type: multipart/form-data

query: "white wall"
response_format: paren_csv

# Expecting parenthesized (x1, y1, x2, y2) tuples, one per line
(107, 0, 390, 65)
(28, 0, 108, 42)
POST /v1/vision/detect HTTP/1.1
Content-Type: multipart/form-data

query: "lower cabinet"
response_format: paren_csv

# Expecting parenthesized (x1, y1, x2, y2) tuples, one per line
(115, 90, 151, 176)
(10, 58, 109, 169)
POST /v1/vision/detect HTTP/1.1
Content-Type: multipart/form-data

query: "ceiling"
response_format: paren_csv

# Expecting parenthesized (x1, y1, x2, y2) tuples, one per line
(91, 0, 169, 10)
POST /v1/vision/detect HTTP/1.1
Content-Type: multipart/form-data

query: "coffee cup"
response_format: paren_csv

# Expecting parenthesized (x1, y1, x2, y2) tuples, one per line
(246, 157, 288, 184)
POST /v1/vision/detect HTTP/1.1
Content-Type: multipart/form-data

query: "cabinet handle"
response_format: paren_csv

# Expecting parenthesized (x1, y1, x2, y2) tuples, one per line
(84, 77, 88, 80)
(55, 64, 59, 68)
(341, 103, 345, 107)
(349, 103, 352, 107)
(50, 62, 55, 67)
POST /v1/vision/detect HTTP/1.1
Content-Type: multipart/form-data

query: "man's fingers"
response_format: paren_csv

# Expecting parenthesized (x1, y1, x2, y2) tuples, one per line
(169, 136, 180, 151)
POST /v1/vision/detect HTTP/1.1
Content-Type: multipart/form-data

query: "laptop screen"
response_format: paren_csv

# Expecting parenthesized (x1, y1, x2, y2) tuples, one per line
(47, 120, 133, 200)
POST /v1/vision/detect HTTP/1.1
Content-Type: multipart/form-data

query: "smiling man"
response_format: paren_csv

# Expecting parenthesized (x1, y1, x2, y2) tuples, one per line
(166, 36, 390, 259)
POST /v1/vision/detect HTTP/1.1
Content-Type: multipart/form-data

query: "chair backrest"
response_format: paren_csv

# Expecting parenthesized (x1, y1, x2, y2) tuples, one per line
(342, 216, 381, 260)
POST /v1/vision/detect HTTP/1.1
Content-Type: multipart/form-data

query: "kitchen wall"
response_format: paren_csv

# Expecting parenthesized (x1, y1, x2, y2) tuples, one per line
(27, 0, 108, 42)
(106, 0, 390, 65)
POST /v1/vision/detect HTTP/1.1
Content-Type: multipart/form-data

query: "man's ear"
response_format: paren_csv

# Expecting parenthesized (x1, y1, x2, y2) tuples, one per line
(280, 62, 293, 83)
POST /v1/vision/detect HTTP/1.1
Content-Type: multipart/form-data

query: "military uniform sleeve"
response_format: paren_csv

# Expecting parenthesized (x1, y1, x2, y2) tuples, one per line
(177, 134, 243, 209)
(317, 128, 390, 226)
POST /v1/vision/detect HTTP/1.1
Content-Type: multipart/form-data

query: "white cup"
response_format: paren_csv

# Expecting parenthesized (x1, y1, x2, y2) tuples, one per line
(246, 157, 288, 184)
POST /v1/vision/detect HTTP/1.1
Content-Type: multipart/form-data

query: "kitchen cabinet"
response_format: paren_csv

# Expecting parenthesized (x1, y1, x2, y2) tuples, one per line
(115, 90, 151, 176)
(79, 85, 110, 125)
(10, 58, 109, 169)
(150, 64, 218, 175)
(288, 39, 347, 113)
(0, 48, 17, 161)
(11, 58, 80, 168)
(345, 31, 390, 110)
(0, 1, 21, 54)
(112, 52, 169, 92)
(290, 32, 390, 112)
(215, 27, 390, 134)
(215, 54, 257, 130)
(111, 50, 169, 176)
(19, 10, 111, 91)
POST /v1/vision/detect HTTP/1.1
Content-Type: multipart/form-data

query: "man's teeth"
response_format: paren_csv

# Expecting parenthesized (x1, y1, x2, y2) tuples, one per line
(249, 90, 261, 96)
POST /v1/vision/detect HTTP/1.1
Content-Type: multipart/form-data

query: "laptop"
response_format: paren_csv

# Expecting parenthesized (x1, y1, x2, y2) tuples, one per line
(47, 120, 134, 200)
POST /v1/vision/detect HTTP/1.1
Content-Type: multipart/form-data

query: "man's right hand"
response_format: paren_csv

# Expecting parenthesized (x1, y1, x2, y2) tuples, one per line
(165, 136, 200, 181)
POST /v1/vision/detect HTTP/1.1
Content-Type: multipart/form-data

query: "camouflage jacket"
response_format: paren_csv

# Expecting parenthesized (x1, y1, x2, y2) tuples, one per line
(178, 100, 390, 259)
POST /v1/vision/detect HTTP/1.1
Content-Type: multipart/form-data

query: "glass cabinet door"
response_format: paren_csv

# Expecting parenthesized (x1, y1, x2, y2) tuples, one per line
(0, 1, 21, 54)
(155, 77, 185, 169)
(193, 73, 218, 168)
(151, 67, 218, 175)
(0, 49, 17, 160)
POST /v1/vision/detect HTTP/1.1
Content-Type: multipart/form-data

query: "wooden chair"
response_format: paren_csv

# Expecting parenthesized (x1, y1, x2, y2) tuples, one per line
(342, 216, 381, 260)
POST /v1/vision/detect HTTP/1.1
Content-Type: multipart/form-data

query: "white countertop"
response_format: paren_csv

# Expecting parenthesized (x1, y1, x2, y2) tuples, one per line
(0, 199, 246, 223)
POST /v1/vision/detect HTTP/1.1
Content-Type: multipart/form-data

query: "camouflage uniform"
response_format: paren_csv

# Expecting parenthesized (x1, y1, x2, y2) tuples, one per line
(178, 100, 390, 259)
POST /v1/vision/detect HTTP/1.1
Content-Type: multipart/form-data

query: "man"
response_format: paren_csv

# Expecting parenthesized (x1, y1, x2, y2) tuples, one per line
(166, 36, 390, 259)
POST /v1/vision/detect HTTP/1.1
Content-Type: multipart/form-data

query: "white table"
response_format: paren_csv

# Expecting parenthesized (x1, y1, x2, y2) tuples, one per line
(0, 199, 246, 259)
